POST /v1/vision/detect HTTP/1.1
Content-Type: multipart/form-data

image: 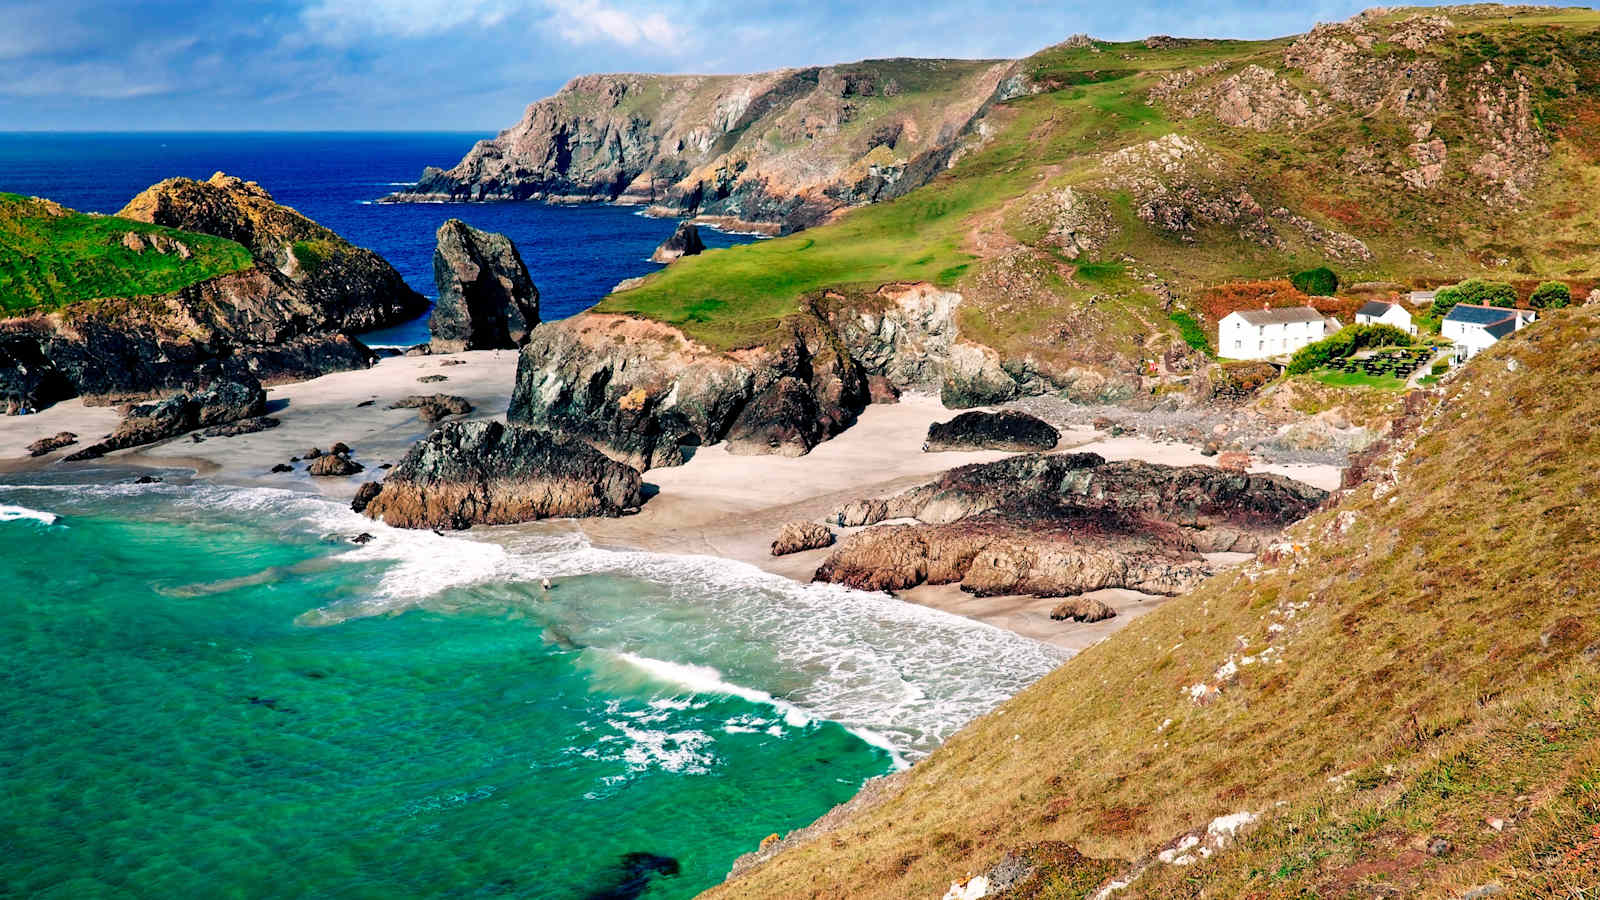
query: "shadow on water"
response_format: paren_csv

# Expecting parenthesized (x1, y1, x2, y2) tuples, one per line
(582, 853, 681, 900)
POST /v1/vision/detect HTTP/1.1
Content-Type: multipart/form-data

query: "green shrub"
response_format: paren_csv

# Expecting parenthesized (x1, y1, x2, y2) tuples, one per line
(1290, 266, 1338, 296)
(1432, 279, 1516, 316)
(1529, 281, 1571, 310)
(1286, 323, 1413, 375)
(1169, 310, 1210, 354)
(1431, 360, 1449, 376)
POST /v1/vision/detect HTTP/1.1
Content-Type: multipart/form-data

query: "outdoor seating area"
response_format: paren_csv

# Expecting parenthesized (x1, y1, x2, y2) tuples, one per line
(1325, 347, 1434, 379)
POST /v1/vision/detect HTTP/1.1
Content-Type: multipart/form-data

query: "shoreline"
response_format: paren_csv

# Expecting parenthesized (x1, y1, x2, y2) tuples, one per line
(2, 352, 1342, 651)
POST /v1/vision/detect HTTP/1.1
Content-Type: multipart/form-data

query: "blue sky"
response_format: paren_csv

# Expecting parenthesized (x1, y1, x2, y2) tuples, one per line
(0, 0, 1567, 132)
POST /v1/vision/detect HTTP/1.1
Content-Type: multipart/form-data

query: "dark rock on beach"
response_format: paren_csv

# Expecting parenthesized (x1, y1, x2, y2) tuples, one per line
(813, 453, 1326, 598)
(389, 393, 473, 424)
(649, 221, 704, 264)
(429, 219, 540, 353)
(26, 432, 77, 457)
(65, 376, 268, 459)
(307, 454, 363, 477)
(358, 420, 643, 529)
(202, 416, 279, 438)
(1051, 596, 1116, 622)
(771, 521, 835, 556)
(923, 410, 1059, 453)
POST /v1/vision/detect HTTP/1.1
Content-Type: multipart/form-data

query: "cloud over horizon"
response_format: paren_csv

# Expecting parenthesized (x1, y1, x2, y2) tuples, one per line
(0, 0, 1586, 131)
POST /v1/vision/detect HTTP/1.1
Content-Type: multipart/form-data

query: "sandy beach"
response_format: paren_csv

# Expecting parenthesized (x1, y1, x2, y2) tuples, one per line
(3, 352, 1341, 650)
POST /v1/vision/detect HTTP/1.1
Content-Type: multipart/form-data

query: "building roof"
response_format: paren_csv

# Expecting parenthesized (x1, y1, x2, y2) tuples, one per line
(1230, 307, 1325, 326)
(1444, 304, 1520, 327)
(1485, 319, 1519, 339)
(1358, 300, 1399, 318)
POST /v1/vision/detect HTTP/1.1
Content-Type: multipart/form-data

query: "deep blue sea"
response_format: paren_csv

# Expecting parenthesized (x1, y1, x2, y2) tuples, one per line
(0, 134, 1066, 898)
(0, 132, 758, 346)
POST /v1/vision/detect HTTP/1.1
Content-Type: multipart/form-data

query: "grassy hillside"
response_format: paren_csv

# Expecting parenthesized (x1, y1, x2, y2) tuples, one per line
(603, 6, 1600, 372)
(710, 305, 1600, 897)
(0, 193, 253, 314)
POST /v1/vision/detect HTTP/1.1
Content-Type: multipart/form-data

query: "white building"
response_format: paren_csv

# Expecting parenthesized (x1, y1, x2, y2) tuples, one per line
(1442, 304, 1535, 361)
(1355, 300, 1418, 335)
(1219, 307, 1338, 360)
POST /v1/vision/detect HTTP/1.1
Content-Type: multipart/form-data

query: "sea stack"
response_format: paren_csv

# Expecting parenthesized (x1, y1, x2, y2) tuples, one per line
(650, 221, 705, 263)
(429, 219, 540, 353)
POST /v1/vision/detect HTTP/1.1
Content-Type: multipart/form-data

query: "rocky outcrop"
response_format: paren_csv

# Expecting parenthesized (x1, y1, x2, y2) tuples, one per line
(836, 498, 889, 527)
(383, 59, 1021, 233)
(650, 221, 705, 263)
(923, 410, 1059, 453)
(119, 172, 426, 331)
(771, 520, 835, 556)
(308, 453, 363, 477)
(1051, 596, 1115, 622)
(359, 421, 644, 529)
(389, 393, 474, 423)
(26, 432, 78, 456)
(63, 376, 267, 459)
(429, 219, 540, 353)
(507, 313, 867, 470)
(812, 453, 1325, 597)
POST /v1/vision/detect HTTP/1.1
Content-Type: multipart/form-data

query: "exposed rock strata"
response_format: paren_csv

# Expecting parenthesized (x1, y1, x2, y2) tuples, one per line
(119, 172, 426, 331)
(384, 59, 1021, 232)
(360, 421, 644, 529)
(650, 221, 705, 263)
(813, 452, 1326, 597)
(507, 314, 867, 470)
(429, 219, 540, 352)
(923, 410, 1059, 452)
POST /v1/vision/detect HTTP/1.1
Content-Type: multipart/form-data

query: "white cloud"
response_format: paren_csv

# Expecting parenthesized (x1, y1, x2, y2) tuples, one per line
(544, 0, 683, 49)
(297, 0, 683, 51)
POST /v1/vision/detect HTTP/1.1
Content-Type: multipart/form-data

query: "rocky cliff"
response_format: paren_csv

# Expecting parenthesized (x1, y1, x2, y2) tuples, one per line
(119, 172, 426, 331)
(384, 59, 1022, 232)
(429, 219, 540, 352)
(2, 177, 424, 413)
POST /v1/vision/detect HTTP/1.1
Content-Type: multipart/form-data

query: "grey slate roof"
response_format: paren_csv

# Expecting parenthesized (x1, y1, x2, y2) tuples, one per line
(1358, 300, 1398, 318)
(1444, 304, 1519, 327)
(1232, 307, 1325, 326)
(1485, 319, 1518, 339)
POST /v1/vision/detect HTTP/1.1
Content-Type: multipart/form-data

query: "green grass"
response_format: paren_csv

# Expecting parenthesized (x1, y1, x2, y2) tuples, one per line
(0, 193, 252, 313)
(1312, 370, 1409, 389)
(1169, 310, 1211, 354)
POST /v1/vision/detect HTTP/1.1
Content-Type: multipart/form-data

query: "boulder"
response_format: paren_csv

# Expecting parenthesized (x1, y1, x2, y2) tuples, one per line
(202, 416, 279, 437)
(417, 374, 448, 384)
(771, 521, 835, 556)
(923, 410, 1060, 453)
(26, 432, 77, 457)
(270, 463, 293, 473)
(836, 498, 889, 528)
(308, 455, 363, 477)
(389, 393, 474, 424)
(650, 221, 706, 263)
(75, 376, 269, 457)
(359, 421, 643, 529)
(1050, 596, 1116, 622)
(350, 481, 383, 514)
(429, 219, 540, 352)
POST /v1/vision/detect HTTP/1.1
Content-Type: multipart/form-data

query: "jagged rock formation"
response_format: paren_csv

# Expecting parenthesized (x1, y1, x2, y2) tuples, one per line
(63, 376, 267, 459)
(771, 520, 834, 556)
(359, 421, 644, 529)
(429, 219, 540, 352)
(384, 59, 1022, 232)
(507, 313, 868, 470)
(923, 410, 1059, 452)
(812, 452, 1325, 597)
(119, 172, 426, 330)
(26, 432, 77, 457)
(650, 221, 705, 263)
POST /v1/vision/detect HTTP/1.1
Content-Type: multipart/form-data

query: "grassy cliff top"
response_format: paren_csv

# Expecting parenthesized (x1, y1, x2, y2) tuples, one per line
(0, 193, 253, 314)
(603, 6, 1600, 363)
(710, 304, 1600, 897)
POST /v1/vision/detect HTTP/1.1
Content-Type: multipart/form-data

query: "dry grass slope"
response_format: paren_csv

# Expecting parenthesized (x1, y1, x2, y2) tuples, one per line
(708, 305, 1600, 898)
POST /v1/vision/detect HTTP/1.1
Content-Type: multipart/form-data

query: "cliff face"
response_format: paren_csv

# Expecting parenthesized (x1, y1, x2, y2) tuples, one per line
(119, 172, 427, 331)
(1, 177, 425, 413)
(385, 59, 1021, 232)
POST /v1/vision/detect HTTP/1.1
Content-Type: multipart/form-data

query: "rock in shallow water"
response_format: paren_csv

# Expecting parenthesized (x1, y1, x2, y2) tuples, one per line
(923, 410, 1059, 453)
(359, 421, 643, 529)
(771, 521, 834, 556)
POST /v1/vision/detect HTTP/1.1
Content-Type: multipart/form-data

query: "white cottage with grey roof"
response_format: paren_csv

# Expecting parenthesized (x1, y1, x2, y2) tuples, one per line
(1218, 307, 1337, 360)
(1442, 304, 1535, 361)
(1355, 300, 1417, 334)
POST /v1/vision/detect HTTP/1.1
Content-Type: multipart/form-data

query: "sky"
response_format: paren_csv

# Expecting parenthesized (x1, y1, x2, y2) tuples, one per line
(0, 0, 1576, 132)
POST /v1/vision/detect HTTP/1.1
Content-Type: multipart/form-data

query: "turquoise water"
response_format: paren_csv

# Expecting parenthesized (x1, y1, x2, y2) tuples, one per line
(0, 476, 1065, 898)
